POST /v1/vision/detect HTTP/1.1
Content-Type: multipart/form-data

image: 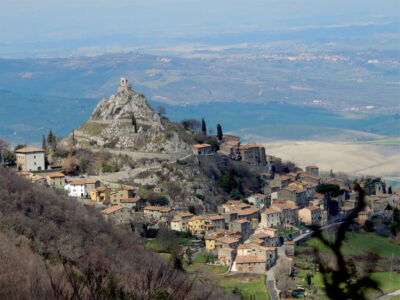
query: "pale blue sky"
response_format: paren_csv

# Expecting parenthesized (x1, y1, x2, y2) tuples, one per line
(1, 0, 398, 56)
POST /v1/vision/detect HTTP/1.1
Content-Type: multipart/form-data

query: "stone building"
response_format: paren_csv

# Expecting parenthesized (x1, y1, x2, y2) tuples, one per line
(305, 165, 319, 176)
(192, 144, 213, 155)
(238, 143, 266, 166)
(261, 208, 281, 228)
(16, 147, 45, 172)
(101, 205, 131, 225)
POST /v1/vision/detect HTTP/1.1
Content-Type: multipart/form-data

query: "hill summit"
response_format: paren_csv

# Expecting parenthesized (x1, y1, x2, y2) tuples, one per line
(68, 77, 190, 153)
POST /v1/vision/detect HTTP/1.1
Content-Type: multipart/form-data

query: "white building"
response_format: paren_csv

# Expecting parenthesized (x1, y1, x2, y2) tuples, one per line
(64, 179, 100, 198)
(16, 147, 45, 172)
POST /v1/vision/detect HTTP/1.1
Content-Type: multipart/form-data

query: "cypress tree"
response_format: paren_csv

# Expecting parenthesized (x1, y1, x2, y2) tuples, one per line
(217, 123, 223, 140)
(47, 129, 54, 147)
(42, 135, 47, 151)
(201, 118, 207, 136)
(132, 114, 137, 133)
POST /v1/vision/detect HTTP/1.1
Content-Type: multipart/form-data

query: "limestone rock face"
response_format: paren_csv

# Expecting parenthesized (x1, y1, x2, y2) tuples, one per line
(68, 83, 190, 153)
(91, 89, 156, 121)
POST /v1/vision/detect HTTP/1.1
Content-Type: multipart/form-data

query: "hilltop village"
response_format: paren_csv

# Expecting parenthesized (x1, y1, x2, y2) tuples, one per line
(2, 78, 399, 298)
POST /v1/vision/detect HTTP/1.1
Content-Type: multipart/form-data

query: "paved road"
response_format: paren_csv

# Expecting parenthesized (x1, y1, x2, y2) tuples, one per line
(293, 222, 343, 243)
(375, 289, 400, 300)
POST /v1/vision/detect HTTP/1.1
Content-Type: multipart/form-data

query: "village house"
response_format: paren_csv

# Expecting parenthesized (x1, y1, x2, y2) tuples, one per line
(205, 215, 226, 231)
(250, 230, 279, 247)
(229, 219, 251, 240)
(298, 206, 321, 226)
(218, 200, 251, 213)
(192, 144, 213, 155)
(187, 215, 205, 234)
(46, 173, 66, 188)
(30, 174, 47, 185)
(237, 206, 260, 221)
(305, 165, 319, 176)
(218, 247, 235, 266)
(238, 143, 266, 166)
(219, 139, 241, 160)
(120, 196, 146, 211)
(16, 147, 45, 172)
(299, 172, 321, 185)
(271, 201, 299, 225)
(247, 193, 271, 209)
(90, 186, 111, 202)
(205, 234, 217, 251)
(235, 255, 266, 273)
(222, 211, 238, 224)
(110, 186, 136, 205)
(64, 179, 100, 198)
(101, 205, 131, 225)
(215, 236, 240, 250)
(261, 208, 281, 228)
(170, 212, 194, 232)
(286, 172, 299, 181)
(278, 186, 308, 208)
(144, 206, 172, 223)
(271, 175, 291, 188)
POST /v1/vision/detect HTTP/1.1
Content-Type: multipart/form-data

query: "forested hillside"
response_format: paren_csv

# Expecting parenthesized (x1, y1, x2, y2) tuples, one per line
(0, 167, 229, 299)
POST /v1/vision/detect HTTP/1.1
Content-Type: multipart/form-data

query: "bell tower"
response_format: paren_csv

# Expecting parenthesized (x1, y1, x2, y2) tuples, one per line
(118, 77, 131, 92)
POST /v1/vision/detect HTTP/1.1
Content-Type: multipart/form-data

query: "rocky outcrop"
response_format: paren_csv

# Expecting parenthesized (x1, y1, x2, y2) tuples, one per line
(91, 89, 158, 122)
(67, 80, 191, 153)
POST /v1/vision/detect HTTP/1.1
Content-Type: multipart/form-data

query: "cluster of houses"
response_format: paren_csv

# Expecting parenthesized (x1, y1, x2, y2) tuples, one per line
(11, 144, 400, 274)
(192, 135, 267, 167)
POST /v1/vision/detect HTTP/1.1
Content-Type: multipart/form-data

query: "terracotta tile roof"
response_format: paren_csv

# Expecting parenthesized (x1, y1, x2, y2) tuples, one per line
(192, 144, 211, 149)
(237, 207, 259, 216)
(144, 206, 170, 212)
(179, 212, 194, 218)
(250, 239, 264, 245)
(299, 172, 321, 180)
(208, 215, 225, 221)
(16, 147, 44, 153)
(341, 206, 353, 211)
(225, 140, 240, 146)
(95, 187, 109, 192)
(48, 173, 65, 178)
(239, 143, 263, 150)
(121, 197, 142, 203)
(314, 192, 325, 199)
(101, 205, 124, 215)
(238, 244, 252, 249)
(70, 179, 99, 185)
(205, 235, 217, 240)
(306, 165, 318, 169)
(190, 215, 205, 221)
(236, 255, 266, 264)
(122, 186, 136, 191)
(216, 236, 239, 244)
(203, 224, 215, 228)
(304, 206, 320, 211)
(275, 175, 290, 181)
(234, 219, 250, 224)
(263, 208, 280, 215)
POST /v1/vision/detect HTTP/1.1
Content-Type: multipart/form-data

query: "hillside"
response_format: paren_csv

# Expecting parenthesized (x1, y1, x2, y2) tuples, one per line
(66, 79, 192, 153)
(0, 167, 230, 299)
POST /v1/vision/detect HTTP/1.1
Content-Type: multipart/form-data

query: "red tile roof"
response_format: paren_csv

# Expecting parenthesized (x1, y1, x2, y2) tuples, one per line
(101, 205, 124, 215)
(192, 144, 211, 149)
(70, 179, 99, 185)
(48, 173, 65, 178)
(121, 197, 142, 203)
(236, 255, 266, 264)
(16, 147, 44, 153)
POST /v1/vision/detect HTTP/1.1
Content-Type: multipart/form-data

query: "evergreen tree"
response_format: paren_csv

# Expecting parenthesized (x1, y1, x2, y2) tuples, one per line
(42, 135, 46, 151)
(201, 118, 207, 136)
(330, 169, 335, 177)
(388, 186, 393, 194)
(132, 114, 138, 133)
(47, 129, 54, 146)
(217, 123, 223, 140)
